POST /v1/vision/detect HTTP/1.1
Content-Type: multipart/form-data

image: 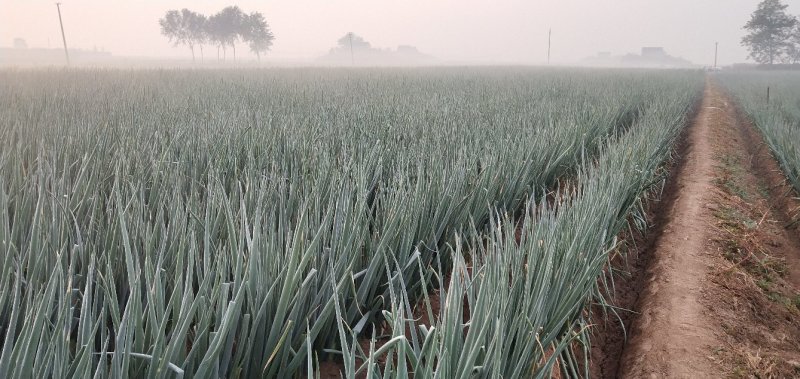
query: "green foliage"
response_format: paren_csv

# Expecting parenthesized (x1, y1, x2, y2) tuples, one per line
(160, 7, 273, 61)
(158, 9, 208, 61)
(0, 68, 702, 378)
(334, 72, 701, 378)
(741, 0, 798, 64)
(720, 72, 800, 193)
(243, 12, 275, 59)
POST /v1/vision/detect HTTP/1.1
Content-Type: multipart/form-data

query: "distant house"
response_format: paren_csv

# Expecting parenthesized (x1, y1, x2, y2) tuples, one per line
(13, 38, 27, 49)
(317, 39, 435, 66)
(641, 47, 666, 58)
(397, 45, 419, 54)
(581, 47, 695, 68)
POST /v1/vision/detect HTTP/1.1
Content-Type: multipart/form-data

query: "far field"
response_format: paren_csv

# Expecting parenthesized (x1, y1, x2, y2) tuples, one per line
(0, 68, 797, 378)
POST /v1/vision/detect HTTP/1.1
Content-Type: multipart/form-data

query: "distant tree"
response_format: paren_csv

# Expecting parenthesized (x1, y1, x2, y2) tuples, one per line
(242, 12, 275, 61)
(160, 10, 192, 59)
(184, 10, 208, 61)
(160, 6, 274, 62)
(208, 6, 245, 61)
(207, 13, 224, 60)
(334, 33, 372, 64)
(159, 9, 208, 61)
(788, 23, 800, 63)
(742, 0, 797, 65)
(337, 32, 371, 50)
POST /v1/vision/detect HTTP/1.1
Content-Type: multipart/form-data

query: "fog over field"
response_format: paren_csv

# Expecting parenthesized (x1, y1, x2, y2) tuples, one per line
(5, 1, 800, 378)
(2, 0, 795, 66)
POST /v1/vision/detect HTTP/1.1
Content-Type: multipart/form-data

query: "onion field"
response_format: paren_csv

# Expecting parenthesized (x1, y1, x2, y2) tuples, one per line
(719, 72, 800, 193)
(0, 68, 702, 378)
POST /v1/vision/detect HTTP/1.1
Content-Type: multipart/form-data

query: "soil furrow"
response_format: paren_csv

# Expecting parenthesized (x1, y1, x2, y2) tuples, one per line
(618, 78, 723, 378)
(616, 77, 800, 378)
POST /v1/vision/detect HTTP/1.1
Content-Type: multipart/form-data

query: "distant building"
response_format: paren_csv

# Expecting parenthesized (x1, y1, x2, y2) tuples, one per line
(13, 38, 27, 49)
(581, 47, 695, 69)
(317, 38, 434, 66)
(641, 47, 666, 58)
(397, 45, 419, 54)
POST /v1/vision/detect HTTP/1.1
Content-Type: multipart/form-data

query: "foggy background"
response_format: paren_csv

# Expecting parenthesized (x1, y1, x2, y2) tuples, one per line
(2, 0, 795, 66)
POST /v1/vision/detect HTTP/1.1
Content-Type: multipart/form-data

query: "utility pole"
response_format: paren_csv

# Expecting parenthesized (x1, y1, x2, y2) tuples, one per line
(714, 42, 718, 69)
(349, 33, 354, 66)
(55, 3, 70, 65)
(547, 28, 552, 65)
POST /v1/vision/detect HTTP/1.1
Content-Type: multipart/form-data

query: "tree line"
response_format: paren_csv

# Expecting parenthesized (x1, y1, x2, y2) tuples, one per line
(742, 0, 800, 65)
(159, 6, 274, 62)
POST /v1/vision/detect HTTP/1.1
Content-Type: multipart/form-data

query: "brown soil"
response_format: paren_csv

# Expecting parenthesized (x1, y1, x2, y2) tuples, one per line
(732, 105, 800, 288)
(589, 108, 696, 378)
(702, 81, 800, 378)
(615, 78, 800, 378)
(616, 79, 726, 378)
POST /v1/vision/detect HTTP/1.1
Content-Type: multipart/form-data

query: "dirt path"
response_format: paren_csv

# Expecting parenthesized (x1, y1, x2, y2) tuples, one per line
(618, 79, 725, 378)
(618, 78, 800, 378)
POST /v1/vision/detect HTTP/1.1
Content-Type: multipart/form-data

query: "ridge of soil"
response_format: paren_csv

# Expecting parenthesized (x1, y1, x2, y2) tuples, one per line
(617, 78, 724, 378)
(614, 78, 800, 378)
(588, 89, 700, 378)
(702, 81, 800, 377)
(731, 104, 800, 288)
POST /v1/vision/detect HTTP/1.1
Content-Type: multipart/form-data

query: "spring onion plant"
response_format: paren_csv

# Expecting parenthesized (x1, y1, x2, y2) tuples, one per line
(718, 72, 800, 193)
(0, 68, 701, 378)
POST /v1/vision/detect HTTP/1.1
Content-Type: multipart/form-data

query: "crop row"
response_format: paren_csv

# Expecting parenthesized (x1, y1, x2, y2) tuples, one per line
(333, 73, 701, 378)
(719, 72, 800, 192)
(0, 68, 701, 378)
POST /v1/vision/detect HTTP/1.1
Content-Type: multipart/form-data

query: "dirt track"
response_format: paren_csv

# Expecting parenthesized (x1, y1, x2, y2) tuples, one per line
(618, 79, 723, 378)
(616, 78, 800, 378)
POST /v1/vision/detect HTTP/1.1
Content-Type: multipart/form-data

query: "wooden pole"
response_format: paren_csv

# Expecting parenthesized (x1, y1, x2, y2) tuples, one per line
(714, 42, 718, 69)
(547, 28, 551, 65)
(349, 33, 354, 66)
(56, 3, 70, 65)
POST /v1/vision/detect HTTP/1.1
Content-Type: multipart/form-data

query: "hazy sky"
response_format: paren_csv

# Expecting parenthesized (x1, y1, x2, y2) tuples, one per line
(2, 1, 797, 65)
